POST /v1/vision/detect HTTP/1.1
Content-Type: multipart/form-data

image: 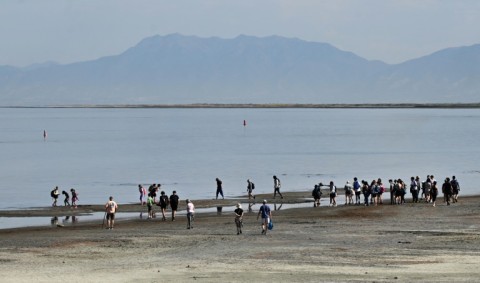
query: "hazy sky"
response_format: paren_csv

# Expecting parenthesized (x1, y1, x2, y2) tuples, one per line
(1, 0, 479, 66)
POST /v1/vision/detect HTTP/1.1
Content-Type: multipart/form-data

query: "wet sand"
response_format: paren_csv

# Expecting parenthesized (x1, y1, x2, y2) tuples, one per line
(1, 192, 479, 282)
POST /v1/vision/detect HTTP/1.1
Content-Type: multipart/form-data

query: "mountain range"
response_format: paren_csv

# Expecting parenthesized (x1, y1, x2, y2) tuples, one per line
(1, 33, 479, 106)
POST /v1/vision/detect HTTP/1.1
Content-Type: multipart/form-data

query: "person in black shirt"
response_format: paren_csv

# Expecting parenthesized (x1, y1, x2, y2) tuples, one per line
(169, 190, 179, 221)
(216, 178, 224, 199)
(234, 203, 244, 235)
(62, 190, 70, 206)
(159, 191, 169, 221)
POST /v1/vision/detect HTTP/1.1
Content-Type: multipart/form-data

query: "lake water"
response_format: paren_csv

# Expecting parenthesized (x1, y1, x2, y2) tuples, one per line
(1, 107, 479, 211)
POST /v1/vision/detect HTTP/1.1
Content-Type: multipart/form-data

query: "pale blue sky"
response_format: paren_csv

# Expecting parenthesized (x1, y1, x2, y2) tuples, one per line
(1, 0, 479, 66)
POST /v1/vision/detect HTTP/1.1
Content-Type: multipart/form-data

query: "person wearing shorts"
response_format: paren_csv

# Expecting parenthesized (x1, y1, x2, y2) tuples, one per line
(257, 200, 272, 235)
(159, 191, 169, 221)
(105, 196, 118, 230)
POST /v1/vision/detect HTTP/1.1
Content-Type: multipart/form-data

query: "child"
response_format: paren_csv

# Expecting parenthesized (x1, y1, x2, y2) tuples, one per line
(62, 190, 70, 206)
(70, 188, 79, 208)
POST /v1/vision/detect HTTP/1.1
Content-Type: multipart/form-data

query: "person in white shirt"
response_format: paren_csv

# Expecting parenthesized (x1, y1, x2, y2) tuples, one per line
(186, 199, 195, 229)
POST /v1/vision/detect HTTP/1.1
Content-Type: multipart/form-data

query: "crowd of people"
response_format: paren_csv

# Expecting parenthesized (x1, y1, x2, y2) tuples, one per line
(49, 173, 460, 233)
(312, 175, 461, 208)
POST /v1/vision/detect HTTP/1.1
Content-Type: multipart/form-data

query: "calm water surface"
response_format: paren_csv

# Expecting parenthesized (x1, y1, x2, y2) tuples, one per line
(1, 108, 479, 210)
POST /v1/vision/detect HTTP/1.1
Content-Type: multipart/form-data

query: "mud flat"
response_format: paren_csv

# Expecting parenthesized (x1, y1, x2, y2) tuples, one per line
(0, 192, 479, 282)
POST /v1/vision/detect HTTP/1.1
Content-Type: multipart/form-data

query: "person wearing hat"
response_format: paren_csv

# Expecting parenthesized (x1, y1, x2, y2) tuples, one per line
(257, 200, 272, 235)
(234, 203, 244, 235)
(186, 199, 195, 229)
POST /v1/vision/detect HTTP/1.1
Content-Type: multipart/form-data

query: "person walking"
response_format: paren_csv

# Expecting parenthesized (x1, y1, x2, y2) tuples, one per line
(215, 178, 224, 199)
(62, 190, 70, 206)
(273, 175, 283, 199)
(147, 193, 154, 219)
(138, 184, 146, 205)
(329, 181, 337, 207)
(257, 200, 272, 235)
(104, 196, 118, 230)
(70, 188, 79, 208)
(431, 181, 439, 207)
(353, 177, 362, 205)
(186, 199, 195, 229)
(451, 176, 460, 203)
(234, 203, 244, 235)
(170, 190, 179, 221)
(442, 178, 453, 205)
(51, 186, 60, 207)
(312, 184, 322, 207)
(159, 191, 169, 221)
(410, 176, 419, 203)
(247, 179, 255, 200)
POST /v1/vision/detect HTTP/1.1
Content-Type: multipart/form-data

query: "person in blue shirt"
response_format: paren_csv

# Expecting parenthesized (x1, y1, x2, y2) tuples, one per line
(257, 200, 272, 235)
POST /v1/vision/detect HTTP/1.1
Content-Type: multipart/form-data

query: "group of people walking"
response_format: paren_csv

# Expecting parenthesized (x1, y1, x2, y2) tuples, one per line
(211, 175, 283, 201)
(138, 184, 182, 222)
(50, 186, 79, 208)
(50, 173, 460, 234)
(311, 175, 460, 207)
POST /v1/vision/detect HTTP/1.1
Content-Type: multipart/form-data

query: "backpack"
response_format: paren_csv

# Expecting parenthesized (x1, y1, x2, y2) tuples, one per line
(251, 182, 255, 190)
(312, 187, 320, 198)
(160, 195, 169, 206)
(50, 190, 55, 198)
(451, 180, 459, 191)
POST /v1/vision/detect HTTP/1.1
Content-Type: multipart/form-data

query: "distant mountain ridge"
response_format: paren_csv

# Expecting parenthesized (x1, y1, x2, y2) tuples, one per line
(1, 34, 479, 106)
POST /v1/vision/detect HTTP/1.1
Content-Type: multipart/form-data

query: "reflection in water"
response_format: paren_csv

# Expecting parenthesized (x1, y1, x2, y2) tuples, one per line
(248, 203, 255, 213)
(63, 216, 70, 224)
(51, 216, 58, 226)
(216, 206, 223, 215)
(274, 203, 283, 211)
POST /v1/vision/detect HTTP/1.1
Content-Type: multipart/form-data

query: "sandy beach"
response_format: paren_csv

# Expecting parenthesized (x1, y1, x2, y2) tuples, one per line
(1, 192, 479, 282)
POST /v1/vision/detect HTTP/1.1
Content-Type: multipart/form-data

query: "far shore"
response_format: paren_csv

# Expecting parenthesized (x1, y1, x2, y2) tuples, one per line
(3, 102, 480, 109)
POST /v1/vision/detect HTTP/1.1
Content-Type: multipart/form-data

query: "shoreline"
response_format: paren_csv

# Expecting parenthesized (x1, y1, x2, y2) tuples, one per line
(1, 190, 476, 218)
(3, 102, 480, 109)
